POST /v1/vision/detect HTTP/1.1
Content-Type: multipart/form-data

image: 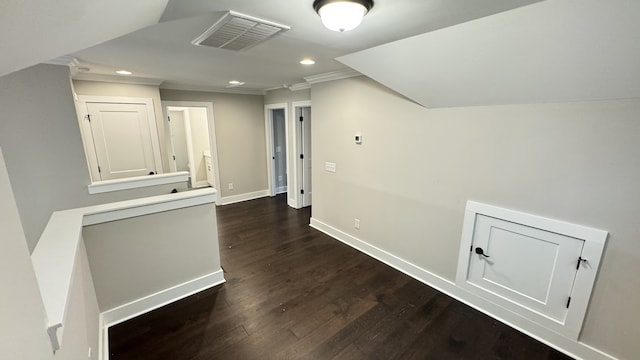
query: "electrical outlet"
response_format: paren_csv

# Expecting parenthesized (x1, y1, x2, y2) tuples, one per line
(354, 219, 360, 230)
(228, 183, 234, 190)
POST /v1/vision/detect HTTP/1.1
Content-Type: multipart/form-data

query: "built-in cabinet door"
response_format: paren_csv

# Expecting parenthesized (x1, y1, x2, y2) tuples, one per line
(467, 214, 584, 324)
(87, 102, 158, 180)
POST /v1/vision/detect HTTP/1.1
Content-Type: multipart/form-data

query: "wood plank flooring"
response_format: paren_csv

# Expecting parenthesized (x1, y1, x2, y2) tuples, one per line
(108, 194, 573, 360)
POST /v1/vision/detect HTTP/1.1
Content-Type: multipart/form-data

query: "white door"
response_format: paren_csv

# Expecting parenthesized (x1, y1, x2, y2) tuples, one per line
(300, 107, 312, 207)
(466, 214, 584, 324)
(168, 110, 189, 173)
(86, 102, 159, 180)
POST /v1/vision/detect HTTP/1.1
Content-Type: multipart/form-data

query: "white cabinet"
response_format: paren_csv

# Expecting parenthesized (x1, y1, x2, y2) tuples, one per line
(456, 201, 607, 340)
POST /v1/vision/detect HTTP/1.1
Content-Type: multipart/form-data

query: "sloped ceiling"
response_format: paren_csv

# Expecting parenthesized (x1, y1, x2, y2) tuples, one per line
(338, 0, 640, 108)
(0, 0, 168, 77)
(69, 0, 541, 92)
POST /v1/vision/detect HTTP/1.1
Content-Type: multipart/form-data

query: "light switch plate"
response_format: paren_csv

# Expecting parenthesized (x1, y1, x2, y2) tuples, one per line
(325, 162, 337, 173)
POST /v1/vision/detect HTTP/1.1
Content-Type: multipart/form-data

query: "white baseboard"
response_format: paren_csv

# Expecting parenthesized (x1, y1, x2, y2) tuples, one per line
(219, 189, 269, 205)
(309, 218, 617, 360)
(101, 269, 225, 328)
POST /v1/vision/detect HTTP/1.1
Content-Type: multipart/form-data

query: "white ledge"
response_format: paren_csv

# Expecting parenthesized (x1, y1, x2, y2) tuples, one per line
(88, 171, 189, 194)
(30, 188, 216, 352)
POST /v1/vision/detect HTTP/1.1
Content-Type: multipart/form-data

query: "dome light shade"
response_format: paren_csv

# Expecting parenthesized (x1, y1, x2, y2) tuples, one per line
(313, 0, 374, 32)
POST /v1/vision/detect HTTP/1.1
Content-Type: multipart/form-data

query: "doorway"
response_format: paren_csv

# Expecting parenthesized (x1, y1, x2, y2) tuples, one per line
(162, 101, 220, 197)
(265, 104, 289, 197)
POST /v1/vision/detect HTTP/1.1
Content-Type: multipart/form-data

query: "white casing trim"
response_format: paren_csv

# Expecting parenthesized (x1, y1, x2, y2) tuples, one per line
(88, 171, 189, 194)
(101, 270, 225, 327)
(218, 189, 269, 205)
(309, 218, 617, 360)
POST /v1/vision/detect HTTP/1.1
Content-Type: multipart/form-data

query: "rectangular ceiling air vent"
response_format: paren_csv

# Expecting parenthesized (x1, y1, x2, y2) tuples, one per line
(192, 11, 290, 51)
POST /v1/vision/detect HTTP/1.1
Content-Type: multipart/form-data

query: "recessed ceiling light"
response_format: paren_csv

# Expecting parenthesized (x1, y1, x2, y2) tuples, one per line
(300, 59, 316, 65)
(116, 70, 132, 75)
(229, 80, 243, 85)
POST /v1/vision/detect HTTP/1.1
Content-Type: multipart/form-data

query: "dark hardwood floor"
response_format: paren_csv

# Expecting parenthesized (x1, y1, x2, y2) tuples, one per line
(108, 194, 573, 360)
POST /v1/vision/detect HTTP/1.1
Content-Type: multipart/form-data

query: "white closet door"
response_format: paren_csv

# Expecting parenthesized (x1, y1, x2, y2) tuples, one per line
(467, 214, 584, 323)
(87, 102, 157, 180)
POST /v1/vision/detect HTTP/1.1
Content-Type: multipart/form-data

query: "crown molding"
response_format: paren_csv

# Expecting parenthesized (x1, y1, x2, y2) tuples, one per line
(159, 82, 266, 96)
(43, 56, 79, 68)
(288, 82, 312, 91)
(304, 68, 361, 84)
(72, 73, 163, 86)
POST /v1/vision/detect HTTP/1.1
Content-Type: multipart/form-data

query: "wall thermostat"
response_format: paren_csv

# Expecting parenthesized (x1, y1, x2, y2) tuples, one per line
(355, 134, 362, 144)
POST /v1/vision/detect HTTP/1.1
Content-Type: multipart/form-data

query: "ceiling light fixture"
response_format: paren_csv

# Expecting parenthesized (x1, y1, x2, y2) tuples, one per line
(313, 0, 374, 32)
(116, 70, 132, 75)
(300, 59, 316, 65)
(228, 80, 245, 87)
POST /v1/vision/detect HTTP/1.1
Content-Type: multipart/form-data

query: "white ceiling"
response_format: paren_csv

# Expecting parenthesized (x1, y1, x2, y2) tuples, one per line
(62, 0, 541, 93)
(0, 0, 168, 77)
(338, 0, 640, 108)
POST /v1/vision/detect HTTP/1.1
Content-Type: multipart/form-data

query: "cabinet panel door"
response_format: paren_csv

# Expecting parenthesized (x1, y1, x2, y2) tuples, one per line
(467, 215, 584, 323)
(88, 102, 157, 180)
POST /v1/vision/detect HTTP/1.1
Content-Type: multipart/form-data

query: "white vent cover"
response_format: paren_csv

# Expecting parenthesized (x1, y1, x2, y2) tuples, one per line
(193, 11, 290, 51)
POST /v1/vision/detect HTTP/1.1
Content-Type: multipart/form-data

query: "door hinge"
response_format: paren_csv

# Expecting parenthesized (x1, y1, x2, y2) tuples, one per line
(300, 189, 304, 194)
(97, 165, 101, 173)
(173, 155, 176, 160)
(576, 257, 587, 270)
(300, 154, 304, 159)
(566, 296, 572, 309)
(168, 116, 171, 122)
(299, 116, 303, 122)
(470, 245, 473, 252)
(86, 114, 91, 122)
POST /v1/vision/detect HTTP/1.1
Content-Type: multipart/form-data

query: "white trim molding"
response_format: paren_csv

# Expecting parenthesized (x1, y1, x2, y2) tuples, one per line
(31, 188, 217, 352)
(309, 217, 617, 360)
(88, 171, 189, 194)
(101, 270, 225, 327)
(219, 189, 269, 205)
(304, 69, 361, 84)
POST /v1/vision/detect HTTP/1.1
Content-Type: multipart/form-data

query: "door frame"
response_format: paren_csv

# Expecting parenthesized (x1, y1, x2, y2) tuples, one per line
(166, 107, 197, 188)
(264, 103, 290, 197)
(292, 101, 312, 208)
(76, 96, 162, 182)
(162, 101, 221, 202)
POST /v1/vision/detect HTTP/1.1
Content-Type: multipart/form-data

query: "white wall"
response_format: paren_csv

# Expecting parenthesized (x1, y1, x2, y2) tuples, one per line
(0, 65, 186, 251)
(0, 64, 94, 251)
(83, 203, 220, 311)
(0, 147, 99, 360)
(311, 76, 640, 360)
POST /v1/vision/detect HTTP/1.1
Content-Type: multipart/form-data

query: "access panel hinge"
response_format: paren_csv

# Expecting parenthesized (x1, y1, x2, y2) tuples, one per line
(300, 154, 304, 159)
(576, 256, 587, 270)
(300, 189, 304, 194)
(299, 116, 304, 122)
(566, 296, 571, 309)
